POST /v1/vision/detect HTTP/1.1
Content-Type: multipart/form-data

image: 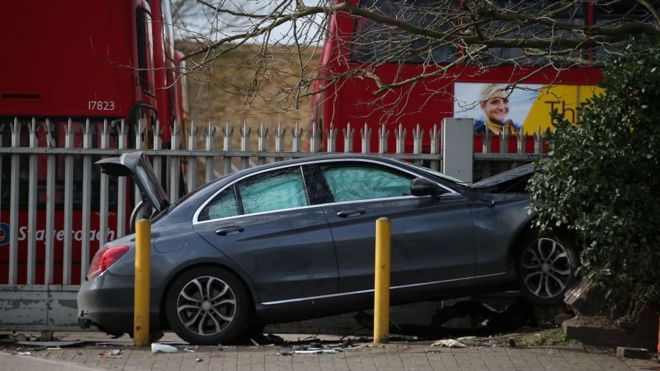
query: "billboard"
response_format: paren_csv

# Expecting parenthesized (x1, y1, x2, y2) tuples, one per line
(453, 82, 603, 135)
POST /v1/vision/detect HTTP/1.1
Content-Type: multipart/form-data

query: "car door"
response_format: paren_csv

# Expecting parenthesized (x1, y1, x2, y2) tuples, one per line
(315, 160, 476, 294)
(193, 165, 338, 304)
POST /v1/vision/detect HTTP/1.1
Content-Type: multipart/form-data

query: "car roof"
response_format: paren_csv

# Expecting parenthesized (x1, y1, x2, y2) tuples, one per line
(222, 154, 407, 178)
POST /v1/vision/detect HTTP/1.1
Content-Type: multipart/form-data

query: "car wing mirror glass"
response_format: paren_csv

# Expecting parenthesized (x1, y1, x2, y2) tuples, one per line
(411, 178, 445, 196)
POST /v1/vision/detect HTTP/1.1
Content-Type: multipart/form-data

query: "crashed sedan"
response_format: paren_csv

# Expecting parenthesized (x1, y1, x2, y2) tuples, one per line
(77, 153, 577, 344)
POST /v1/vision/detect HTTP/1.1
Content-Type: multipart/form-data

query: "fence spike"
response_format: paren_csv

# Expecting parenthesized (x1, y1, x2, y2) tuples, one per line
(534, 125, 542, 154)
(517, 129, 525, 154)
(291, 122, 302, 152)
(171, 120, 181, 150)
(151, 119, 161, 151)
(482, 125, 490, 153)
(64, 118, 74, 148)
(429, 124, 441, 154)
(258, 121, 268, 152)
(395, 124, 406, 154)
(343, 122, 354, 153)
(28, 117, 37, 147)
(327, 123, 337, 153)
(360, 123, 372, 154)
(46, 119, 56, 148)
(378, 123, 389, 154)
(240, 121, 251, 137)
(223, 122, 233, 151)
(275, 122, 285, 153)
(308, 121, 321, 153)
(275, 122, 285, 137)
(187, 121, 197, 151)
(413, 123, 423, 155)
(204, 122, 215, 150)
(500, 125, 508, 154)
(83, 118, 93, 149)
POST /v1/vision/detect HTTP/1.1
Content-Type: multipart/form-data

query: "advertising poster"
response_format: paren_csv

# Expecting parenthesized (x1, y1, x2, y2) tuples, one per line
(453, 82, 603, 135)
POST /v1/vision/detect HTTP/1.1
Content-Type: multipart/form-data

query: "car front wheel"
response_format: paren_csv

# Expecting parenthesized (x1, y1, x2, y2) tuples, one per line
(165, 267, 250, 345)
(516, 234, 578, 305)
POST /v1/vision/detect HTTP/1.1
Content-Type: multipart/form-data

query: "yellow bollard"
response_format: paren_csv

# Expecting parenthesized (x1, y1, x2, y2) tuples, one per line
(134, 219, 151, 347)
(373, 217, 391, 344)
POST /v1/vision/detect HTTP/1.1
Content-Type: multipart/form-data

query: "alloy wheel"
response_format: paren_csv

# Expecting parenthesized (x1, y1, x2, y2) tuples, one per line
(519, 237, 573, 300)
(176, 276, 237, 336)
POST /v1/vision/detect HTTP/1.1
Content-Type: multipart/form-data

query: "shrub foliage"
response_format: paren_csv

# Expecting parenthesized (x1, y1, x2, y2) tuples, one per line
(528, 39, 660, 305)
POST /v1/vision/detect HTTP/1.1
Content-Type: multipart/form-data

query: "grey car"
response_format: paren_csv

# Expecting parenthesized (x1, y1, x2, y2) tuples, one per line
(77, 152, 578, 344)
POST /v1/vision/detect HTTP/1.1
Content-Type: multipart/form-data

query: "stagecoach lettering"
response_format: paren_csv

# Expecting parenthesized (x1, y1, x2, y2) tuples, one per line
(88, 100, 116, 111)
(10, 225, 115, 245)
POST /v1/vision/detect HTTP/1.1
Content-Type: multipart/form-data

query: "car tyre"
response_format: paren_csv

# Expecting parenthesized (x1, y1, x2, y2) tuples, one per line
(516, 234, 578, 305)
(165, 267, 250, 345)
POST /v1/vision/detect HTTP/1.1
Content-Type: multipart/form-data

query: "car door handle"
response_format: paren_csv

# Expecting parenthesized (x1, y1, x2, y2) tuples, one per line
(336, 208, 366, 218)
(215, 226, 244, 236)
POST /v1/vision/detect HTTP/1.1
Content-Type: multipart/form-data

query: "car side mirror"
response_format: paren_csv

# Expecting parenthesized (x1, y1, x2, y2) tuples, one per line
(411, 178, 445, 196)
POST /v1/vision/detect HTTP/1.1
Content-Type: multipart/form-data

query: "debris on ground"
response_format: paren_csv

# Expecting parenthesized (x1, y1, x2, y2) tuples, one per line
(353, 298, 543, 340)
(151, 343, 178, 353)
(17, 341, 82, 348)
(0, 334, 30, 344)
(615, 346, 650, 359)
(249, 333, 285, 346)
(271, 336, 369, 356)
(106, 349, 122, 358)
(431, 339, 467, 348)
(294, 348, 338, 355)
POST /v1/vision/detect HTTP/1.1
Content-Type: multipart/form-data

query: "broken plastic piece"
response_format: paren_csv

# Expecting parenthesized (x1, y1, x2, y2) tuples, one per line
(431, 339, 467, 348)
(294, 348, 338, 354)
(108, 349, 122, 356)
(151, 343, 178, 353)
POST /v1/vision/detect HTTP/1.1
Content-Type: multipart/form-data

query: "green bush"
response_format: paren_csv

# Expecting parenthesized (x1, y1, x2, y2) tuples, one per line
(528, 38, 660, 305)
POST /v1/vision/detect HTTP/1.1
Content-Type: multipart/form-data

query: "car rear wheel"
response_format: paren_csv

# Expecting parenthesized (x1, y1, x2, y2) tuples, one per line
(516, 234, 578, 305)
(165, 267, 249, 345)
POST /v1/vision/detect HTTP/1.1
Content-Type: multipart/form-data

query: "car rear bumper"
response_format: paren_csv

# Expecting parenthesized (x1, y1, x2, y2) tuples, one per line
(77, 272, 162, 336)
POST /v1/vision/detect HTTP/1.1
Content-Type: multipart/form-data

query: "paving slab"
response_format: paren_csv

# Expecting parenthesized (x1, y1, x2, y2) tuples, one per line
(1, 332, 658, 371)
(0, 350, 102, 371)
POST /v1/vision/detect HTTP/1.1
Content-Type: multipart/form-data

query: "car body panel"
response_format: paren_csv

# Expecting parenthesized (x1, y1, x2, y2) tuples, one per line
(194, 206, 338, 304)
(469, 194, 533, 275)
(323, 193, 477, 293)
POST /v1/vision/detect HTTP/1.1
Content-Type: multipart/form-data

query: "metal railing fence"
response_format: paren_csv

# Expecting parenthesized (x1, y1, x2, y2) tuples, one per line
(0, 116, 548, 332)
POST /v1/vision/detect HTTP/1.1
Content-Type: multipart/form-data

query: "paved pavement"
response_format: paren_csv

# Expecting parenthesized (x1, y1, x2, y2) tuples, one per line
(1, 332, 658, 371)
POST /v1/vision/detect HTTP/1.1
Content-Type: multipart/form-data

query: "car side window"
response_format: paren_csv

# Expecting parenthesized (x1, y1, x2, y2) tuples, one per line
(321, 164, 413, 202)
(198, 188, 239, 221)
(238, 167, 308, 214)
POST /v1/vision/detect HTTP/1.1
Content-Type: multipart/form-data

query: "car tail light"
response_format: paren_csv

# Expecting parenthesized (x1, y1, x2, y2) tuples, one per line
(88, 245, 130, 279)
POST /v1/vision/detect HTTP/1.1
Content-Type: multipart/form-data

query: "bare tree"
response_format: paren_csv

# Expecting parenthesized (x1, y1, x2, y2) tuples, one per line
(172, 0, 659, 116)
